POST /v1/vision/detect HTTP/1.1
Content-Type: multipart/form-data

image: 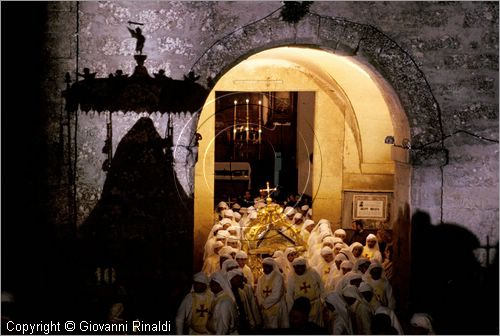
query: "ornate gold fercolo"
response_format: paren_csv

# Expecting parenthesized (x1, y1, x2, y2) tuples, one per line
(241, 184, 307, 281)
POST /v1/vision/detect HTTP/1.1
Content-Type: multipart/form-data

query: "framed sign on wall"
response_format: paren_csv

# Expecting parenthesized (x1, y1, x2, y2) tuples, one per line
(341, 191, 393, 230)
(352, 194, 388, 220)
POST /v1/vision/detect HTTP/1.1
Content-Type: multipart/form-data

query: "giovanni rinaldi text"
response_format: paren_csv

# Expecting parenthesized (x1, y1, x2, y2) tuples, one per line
(6, 320, 172, 334)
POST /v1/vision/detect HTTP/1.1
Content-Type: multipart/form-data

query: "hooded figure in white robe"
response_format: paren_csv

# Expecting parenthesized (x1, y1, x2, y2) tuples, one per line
(324, 291, 353, 335)
(336, 270, 363, 294)
(300, 219, 315, 246)
(352, 257, 371, 276)
(238, 207, 248, 225)
(410, 313, 436, 335)
(321, 236, 337, 249)
(327, 252, 348, 288)
(202, 241, 224, 277)
(216, 201, 229, 221)
(219, 246, 236, 261)
(308, 231, 336, 267)
(227, 225, 241, 238)
(329, 260, 354, 292)
(333, 228, 347, 242)
(272, 250, 287, 274)
(307, 219, 330, 250)
(283, 247, 297, 279)
(292, 213, 304, 229)
(235, 251, 254, 288)
(375, 305, 404, 334)
(223, 209, 236, 222)
(221, 258, 240, 275)
(176, 272, 214, 335)
(204, 224, 223, 260)
(362, 233, 382, 262)
(358, 281, 380, 312)
(365, 261, 396, 310)
(205, 228, 229, 261)
(233, 212, 242, 224)
(256, 258, 289, 329)
(310, 220, 332, 247)
(342, 285, 373, 335)
(244, 210, 258, 228)
(227, 268, 261, 332)
(283, 206, 296, 225)
(287, 257, 324, 327)
(207, 271, 238, 335)
(233, 252, 262, 328)
(306, 208, 312, 219)
(338, 247, 356, 264)
(226, 236, 242, 251)
(350, 242, 364, 261)
(314, 246, 335, 287)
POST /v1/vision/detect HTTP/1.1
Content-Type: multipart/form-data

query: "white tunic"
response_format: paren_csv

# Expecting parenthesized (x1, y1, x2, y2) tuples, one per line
(286, 268, 324, 326)
(175, 290, 214, 335)
(202, 254, 220, 277)
(256, 270, 289, 328)
(207, 291, 238, 335)
(350, 299, 373, 334)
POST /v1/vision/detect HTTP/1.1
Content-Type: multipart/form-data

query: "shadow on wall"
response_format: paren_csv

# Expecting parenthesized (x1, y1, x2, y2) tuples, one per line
(78, 117, 193, 321)
(410, 210, 499, 335)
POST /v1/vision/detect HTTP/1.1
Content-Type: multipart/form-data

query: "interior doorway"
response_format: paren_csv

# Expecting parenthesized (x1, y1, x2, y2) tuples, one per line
(213, 91, 315, 205)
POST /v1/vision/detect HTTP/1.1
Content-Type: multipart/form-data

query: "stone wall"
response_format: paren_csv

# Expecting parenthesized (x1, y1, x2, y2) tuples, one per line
(42, 0, 498, 308)
(45, 1, 79, 238)
(0, 0, 492, 328)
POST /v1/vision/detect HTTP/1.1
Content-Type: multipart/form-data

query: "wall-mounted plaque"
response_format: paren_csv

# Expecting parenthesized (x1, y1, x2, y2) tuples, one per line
(352, 194, 388, 220)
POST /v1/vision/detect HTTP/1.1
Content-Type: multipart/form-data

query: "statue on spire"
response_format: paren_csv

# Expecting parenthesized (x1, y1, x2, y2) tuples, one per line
(127, 21, 145, 55)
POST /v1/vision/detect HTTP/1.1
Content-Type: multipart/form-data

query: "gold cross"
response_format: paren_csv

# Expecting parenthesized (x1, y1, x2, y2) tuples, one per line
(259, 181, 277, 203)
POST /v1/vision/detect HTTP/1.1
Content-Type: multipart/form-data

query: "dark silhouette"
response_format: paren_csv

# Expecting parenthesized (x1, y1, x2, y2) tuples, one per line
(410, 210, 498, 334)
(77, 67, 96, 80)
(153, 69, 167, 79)
(80, 117, 192, 321)
(348, 219, 369, 246)
(287, 297, 327, 334)
(113, 69, 128, 78)
(127, 26, 145, 55)
(63, 67, 208, 113)
(183, 71, 200, 82)
(238, 190, 255, 207)
(372, 313, 398, 335)
(280, 1, 313, 23)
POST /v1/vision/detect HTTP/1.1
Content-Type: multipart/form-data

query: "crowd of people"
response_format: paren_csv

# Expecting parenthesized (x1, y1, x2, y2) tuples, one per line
(176, 192, 435, 335)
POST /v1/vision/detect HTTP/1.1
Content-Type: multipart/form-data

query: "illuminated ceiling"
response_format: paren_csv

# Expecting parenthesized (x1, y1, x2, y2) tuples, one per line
(215, 46, 398, 168)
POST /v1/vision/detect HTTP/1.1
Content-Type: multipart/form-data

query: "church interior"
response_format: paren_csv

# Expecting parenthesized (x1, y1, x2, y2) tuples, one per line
(1, 1, 499, 335)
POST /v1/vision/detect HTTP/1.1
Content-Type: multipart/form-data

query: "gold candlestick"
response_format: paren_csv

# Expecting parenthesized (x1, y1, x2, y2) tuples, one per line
(258, 99, 262, 144)
(233, 100, 237, 141)
(245, 98, 249, 143)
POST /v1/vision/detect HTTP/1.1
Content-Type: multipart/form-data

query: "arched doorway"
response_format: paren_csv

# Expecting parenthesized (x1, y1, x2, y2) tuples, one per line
(194, 47, 411, 299)
(188, 19, 444, 313)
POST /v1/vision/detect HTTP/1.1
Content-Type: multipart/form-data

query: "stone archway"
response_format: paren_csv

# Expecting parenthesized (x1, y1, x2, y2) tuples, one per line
(190, 12, 443, 148)
(191, 12, 445, 311)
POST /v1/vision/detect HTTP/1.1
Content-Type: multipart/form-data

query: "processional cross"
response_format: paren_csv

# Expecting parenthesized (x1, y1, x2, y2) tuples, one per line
(260, 181, 277, 203)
